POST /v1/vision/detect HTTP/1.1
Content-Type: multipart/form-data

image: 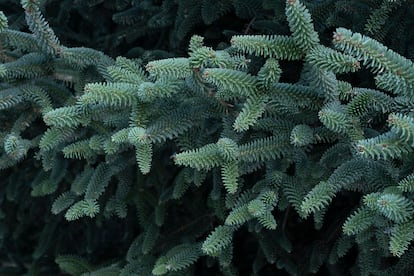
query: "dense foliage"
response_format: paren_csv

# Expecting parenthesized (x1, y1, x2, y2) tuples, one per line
(1, 0, 414, 275)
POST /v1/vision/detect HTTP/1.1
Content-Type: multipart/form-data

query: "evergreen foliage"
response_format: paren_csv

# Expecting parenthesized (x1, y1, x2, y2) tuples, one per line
(2, 0, 414, 275)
